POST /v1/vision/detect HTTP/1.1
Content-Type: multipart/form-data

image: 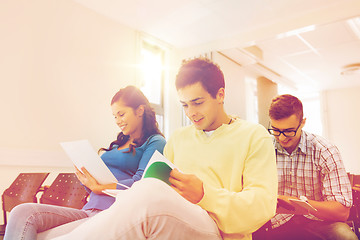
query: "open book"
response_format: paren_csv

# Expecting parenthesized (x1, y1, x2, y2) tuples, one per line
(277, 197, 317, 215)
(102, 150, 176, 197)
(141, 150, 177, 185)
(60, 139, 117, 185)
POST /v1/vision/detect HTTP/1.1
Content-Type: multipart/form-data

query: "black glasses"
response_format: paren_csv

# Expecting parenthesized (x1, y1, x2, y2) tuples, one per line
(268, 122, 302, 137)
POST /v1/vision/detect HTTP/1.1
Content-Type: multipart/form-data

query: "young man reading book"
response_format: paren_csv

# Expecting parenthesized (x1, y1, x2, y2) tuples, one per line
(266, 94, 356, 240)
(54, 58, 278, 240)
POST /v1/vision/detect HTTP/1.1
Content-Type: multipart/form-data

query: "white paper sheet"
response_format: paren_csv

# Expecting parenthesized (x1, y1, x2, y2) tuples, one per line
(60, 139, 117, 185)
(102, 189, 122, 198)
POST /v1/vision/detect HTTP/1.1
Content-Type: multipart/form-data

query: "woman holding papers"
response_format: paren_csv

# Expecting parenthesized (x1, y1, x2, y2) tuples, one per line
(4, 86, 166, 240)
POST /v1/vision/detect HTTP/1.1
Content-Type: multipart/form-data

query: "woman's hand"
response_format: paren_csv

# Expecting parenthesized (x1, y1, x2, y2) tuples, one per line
(75, 166, 104, 194)
(169, 168, 204, 204)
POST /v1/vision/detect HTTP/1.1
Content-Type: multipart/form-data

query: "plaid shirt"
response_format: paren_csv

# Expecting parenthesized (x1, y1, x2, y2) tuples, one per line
(271, 131, 353, 228)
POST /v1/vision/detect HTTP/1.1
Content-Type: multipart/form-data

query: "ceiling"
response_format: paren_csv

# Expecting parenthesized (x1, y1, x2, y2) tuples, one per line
(74, 0, 360, 92)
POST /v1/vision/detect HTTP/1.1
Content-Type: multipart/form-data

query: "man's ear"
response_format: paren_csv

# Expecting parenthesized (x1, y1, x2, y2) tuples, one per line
(301, 118, 306, 127)
(136, 105, 145, 117)
(216, 88, 225, 104)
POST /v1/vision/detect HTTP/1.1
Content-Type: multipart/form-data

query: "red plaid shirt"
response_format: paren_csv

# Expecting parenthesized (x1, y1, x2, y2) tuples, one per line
(271, 131, 353, 228)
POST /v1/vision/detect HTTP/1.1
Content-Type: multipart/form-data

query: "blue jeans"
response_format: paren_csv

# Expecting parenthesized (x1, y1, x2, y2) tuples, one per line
(268, 215, 358, 240)
(3, 203, 98, 240)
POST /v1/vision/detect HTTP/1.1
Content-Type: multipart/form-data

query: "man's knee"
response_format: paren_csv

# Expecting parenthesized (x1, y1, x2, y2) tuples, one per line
(330, 222, 358, 240)
(115, 178, 180, 216)
(127, 178, 174, 206)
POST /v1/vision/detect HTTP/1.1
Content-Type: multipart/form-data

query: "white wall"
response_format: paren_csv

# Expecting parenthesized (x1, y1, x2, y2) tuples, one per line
(0, 0, 139, 166)
(163, 50, 183, 139)
(213, 53, 247, 119)
(0, 0, 140, 224)
(321, 86, 360, 174)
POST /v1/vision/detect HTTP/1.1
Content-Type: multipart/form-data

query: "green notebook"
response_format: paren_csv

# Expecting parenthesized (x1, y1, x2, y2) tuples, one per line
(142, 150, 177, 185)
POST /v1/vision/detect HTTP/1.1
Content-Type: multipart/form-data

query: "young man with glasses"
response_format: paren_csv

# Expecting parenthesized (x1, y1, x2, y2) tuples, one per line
(266, 94, 356, 240)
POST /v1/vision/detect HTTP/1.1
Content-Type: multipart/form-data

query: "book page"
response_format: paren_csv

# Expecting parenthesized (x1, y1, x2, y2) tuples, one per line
(289, 199, 317, 212)
(102, 189, 122, 198)
(277, 198, 317, 214)
(60, 139, 117, 185)
(142, 150, 177, 185)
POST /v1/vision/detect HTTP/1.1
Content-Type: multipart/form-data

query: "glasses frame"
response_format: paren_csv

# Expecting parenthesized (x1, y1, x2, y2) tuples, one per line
(268, 121, 302, 137)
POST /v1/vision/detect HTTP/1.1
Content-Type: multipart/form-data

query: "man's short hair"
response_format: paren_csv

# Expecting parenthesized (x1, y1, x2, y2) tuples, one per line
(269, 94, 303, 121)
(175, 58, 225, 98)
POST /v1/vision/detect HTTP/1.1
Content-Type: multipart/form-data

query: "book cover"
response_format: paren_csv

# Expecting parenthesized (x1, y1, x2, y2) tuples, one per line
(142, 150, 177, 185)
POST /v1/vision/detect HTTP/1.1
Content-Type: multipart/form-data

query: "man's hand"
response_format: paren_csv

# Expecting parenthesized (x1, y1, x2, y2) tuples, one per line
(169, 169, 204, 204)
(276, 195, 309, 214)
(278, 195, 350, 221)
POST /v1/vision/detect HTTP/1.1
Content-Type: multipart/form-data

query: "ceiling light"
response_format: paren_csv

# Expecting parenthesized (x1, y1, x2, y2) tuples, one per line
(341, 63, 360, 76)
(346, 18, 360, 40)
(276, 25, 316, 39)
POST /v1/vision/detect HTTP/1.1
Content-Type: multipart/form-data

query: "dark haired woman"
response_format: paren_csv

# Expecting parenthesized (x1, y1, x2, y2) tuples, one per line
(4, 86, 166, 240)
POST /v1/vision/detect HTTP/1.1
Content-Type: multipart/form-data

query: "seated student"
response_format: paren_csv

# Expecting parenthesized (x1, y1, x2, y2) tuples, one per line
(52, 58, 278, 240)
(266, 94, 357, 240)
(4, 86, 166, 240)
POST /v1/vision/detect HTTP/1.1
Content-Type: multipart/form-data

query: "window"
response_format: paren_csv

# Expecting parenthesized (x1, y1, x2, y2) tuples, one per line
(301, 94, 322, 136)
(139, 40, 165, 132)
(278, 85, 322, 136)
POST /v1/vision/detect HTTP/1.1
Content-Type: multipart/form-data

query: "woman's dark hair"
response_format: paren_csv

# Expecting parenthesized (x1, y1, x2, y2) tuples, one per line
(99, 85, 163, 154)
(175, 58, 225, 98)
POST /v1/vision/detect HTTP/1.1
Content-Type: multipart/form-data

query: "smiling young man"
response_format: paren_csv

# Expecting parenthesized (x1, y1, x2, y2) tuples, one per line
(163, 58, 278, 240)
(52, 58, 277, 240)
(267, 94, 357, 240)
